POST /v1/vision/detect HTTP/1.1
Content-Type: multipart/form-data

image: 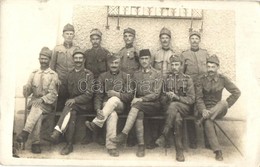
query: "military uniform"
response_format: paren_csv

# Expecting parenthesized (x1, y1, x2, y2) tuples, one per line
(118, 46, 139, 75)
(84, 47, 110, 78)
(196, 55, 241, 159)
(153, 48, 175, 78)
(54, 67, 94, 142)
(93, 70, 133, 150)
(50, 24, 79, 110)
(17, 47, 58, 153)
(179, 31, 209, 148)
(110, 49, 162, 157)
(153, 27, 175, 78)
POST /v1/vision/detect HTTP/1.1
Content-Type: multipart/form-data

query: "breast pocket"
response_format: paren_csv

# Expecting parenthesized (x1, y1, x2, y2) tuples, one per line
(154, 60, 163, 70)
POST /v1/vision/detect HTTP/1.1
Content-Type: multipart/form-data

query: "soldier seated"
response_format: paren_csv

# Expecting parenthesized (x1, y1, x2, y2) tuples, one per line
(155, 55, 195, 162)
(46, 49, 94, 155)
(85, 53, 133, 157)
(110, 49, 163, 157)
(16, 47, 58, 154)
(195, 55, 241, 161)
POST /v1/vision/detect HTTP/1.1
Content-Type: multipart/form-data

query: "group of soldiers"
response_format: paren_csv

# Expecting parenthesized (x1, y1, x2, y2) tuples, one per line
(16, 23, 241, 162)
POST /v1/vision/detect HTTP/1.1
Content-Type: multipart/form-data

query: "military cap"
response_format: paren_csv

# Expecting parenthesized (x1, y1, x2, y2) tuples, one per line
(90, 28, 102, 37)
(124, 27, 136, 36)
(160, 27, 171, 38)
(63, 23, 75, 32)
(207, 54, 220, 65)
(139, 49, 151, 57)
(169, 55, 181, 63)
(189, 30, 201, 38)
(108, 53, 121, 62)
(72, 48, 85, 57)
(39, 47, 52, 59)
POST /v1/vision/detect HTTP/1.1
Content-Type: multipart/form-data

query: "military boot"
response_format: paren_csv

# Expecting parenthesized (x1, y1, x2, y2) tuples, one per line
(31, 144, 41, 154)
(176, 149, 185, 162)
(60, 143, 73, 155)
(16, 130, 29, 143)
(136, 144, 145, 157)
(85, 121, 99, 132)
(110, 132, 127, 144)
(214, 150, 223, 161)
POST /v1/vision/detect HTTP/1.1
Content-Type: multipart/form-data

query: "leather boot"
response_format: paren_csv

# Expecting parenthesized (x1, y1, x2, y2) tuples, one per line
(85, 121, 99, 132)
(60, 143, 73, 155)
(45, 129, 61, 143)
(136, 144, 145, 157)
(155, 135, 166, 147)
(16, 130, 29, 143)
(214, 150, 223, 161)
(176, 149, 185, 162)
(31, 144, 41, 154)
(108, 148, 119, 157)
(110, 133, 127, 144)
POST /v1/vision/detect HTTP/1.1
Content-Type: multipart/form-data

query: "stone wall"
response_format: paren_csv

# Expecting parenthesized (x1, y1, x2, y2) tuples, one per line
(72, 5, 235, 79)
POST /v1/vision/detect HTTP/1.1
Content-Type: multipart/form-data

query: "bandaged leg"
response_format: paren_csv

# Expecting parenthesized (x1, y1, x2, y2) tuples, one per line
(54, 106, 71, 133)
(106, 112, 118, 149)
(135, 112, 144, 145)
(122, 107, 139, 135)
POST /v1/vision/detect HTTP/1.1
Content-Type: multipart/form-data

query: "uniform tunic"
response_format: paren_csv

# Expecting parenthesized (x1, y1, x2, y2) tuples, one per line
(84, 46, 110, 78)
(118, 46, 139, 75)
(180, 48, 209, 84)
(153, 48, 175, 78)
(94, 71, 133, 111)
(196, 73, 241, 112)
(50, 42, 79, 85)
(132, 67, 162, 115)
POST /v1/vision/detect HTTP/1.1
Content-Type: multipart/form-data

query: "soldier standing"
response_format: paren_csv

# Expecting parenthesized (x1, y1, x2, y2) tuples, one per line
(156, 55, 195, 162)
(110, 49, 163, 157)
(47, 49, 94, 155)
(180, 31, 209, 148)
(117, 27, 139, 147)
(16, 47, 58, 154)
(196, 55, 241, 161)
(50, 23, 79, 111)
(84, 28, 110, 78)
(85, 54, 133, 157)
(118, 27, 139, 75)
(84, 28, 110, 145)
(153, 27, 175, 78)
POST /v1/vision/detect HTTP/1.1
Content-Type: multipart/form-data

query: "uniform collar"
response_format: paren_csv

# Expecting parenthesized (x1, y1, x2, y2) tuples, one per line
(206, 73, 219, 82)
(141, 66, 151, 73)
(74, 66, 84, 72)
(110, 70, 120, 75)
(63, 41, 73, 49)
(162, 47, 171, 51)
(190, 47, 199, 52)
(40, 67, 51, 73)
(125, 44, 133, 49)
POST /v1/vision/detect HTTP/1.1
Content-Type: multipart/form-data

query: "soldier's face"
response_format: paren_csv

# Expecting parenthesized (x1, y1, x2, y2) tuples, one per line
(90, 35, 101, 48)
(73, 53, 84, 68)
(160, 34, 171, 48)
(189, 35, 201, 48)
(109, 59, 120, 73)
(207, 62, 219, 76)
(171, 62, 181, 74)
(63, 31, 75, 43)
(123, 33, 135, 45)
(139, 56, 151, 69)
(39, 55, 50, 68)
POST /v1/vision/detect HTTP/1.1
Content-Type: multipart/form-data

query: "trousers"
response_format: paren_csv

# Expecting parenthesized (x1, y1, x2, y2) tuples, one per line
(204, 100, 228, 151)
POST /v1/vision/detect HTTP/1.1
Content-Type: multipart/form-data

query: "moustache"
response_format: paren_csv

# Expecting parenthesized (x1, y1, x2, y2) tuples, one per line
(75, 61, 82, 64)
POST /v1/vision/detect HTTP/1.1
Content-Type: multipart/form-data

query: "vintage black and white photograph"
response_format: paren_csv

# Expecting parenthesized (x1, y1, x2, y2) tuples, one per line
(1, 0, 260, 166)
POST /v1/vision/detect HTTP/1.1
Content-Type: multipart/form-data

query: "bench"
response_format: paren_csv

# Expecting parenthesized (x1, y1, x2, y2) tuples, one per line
(22, 97, 244, 157)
